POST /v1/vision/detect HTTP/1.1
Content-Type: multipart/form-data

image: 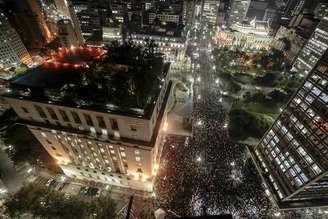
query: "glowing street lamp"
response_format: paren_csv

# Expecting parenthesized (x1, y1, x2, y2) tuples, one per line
(215, 79, 219, 84)
(197, 76, 201, 82)
(197, 95, 201, 100)
(196, 156, 202, 162)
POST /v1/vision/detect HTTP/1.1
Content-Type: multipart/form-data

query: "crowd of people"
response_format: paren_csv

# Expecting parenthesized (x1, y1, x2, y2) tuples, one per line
(154, 50, 271, 218)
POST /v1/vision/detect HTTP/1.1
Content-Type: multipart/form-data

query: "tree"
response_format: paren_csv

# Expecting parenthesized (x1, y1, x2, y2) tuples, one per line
(89, 196, 117, 219)
(4, 183, 116, 219)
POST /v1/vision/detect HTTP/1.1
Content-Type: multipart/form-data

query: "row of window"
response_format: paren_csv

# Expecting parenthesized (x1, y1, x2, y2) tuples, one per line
(29, 105, 125, 131)
(41, 130, 145, 173)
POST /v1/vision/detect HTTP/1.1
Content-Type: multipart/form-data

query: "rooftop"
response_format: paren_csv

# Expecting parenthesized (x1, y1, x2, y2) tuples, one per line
(5, 44, 170, 119)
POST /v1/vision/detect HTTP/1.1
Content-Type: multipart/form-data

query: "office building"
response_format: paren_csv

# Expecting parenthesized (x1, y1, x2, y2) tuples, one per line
(0, 12, 32, 68)
(246, 0, 268, 21)
(314, 2, 328, 20)
(102, 25, 122, 44)
(57, 18, 80, 47)
(292, 17, 328, 77)
(3, 46, 172, 192)
(249, 52, 328, 209)
(182, 0, 196, 27)
(201, 0, 219, 26)
(227, 0, 251, 26)
(7, 0, 55, 49)
(216, 0, 230, 27)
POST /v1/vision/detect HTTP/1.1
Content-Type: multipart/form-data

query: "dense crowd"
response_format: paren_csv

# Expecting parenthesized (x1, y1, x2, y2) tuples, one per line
(154, 50, 271, 218)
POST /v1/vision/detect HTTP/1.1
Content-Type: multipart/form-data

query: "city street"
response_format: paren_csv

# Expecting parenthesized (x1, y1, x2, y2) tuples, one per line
(154, 19, 271, 218)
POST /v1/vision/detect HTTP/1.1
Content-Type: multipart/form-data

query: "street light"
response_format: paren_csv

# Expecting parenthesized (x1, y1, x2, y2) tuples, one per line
(215, 79, 219, 84)
(197, 76, 201, 82)
(230, 161, 235, 167)
(196, 156, 202, 162)
(197, 94, 201, 100)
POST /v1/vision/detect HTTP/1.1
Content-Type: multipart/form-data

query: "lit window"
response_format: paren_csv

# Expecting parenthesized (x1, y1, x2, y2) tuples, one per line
(134, 150, 140, 155)
(121, 152, 126, 157)
(136, 156, 141, 162)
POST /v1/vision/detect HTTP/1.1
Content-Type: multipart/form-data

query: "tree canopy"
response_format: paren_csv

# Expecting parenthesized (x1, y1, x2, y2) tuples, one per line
(60, 40, 164, 109)
(4, 183, 116, 219)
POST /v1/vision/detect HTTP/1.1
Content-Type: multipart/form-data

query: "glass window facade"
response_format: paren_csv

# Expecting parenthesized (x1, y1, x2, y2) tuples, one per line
(252, 54, 328, 208)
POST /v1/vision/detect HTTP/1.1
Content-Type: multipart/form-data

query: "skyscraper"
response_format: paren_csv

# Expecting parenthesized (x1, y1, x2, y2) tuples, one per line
(8, 0, 55, 49)
(57, 18, 80, 47)
(0, 12, 32, 68)
(201, 0, 220, 26)
(227, 0, 251, 26)
(292, 16, 328, 77)
(249, 52, 328, 209)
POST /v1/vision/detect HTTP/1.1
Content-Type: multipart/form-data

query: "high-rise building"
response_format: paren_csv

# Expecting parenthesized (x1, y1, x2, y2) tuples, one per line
(249, 52, 328, 209)
(3, 47, 172, 192)
(227, 0, 251, 26)
(182, 0, 196, 27)
(245, 0, 268, 21)
(201, 0, 219, 26)
(54, 0, 71, 18)
(217, 0, 229, 27)
(67, 2, 84, 44)
(0, 12, 32, 68)
(291, 17, 328, 77)
(7, 0, 55, 49)
(57, 18, 80, 47)
(314, 2, 328, 20)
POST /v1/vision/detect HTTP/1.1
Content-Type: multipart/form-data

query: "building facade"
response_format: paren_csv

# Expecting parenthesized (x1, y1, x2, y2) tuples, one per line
(130, 32, 186, 62)
(57, 18, 80, 47)
(3, 57, 172, 192)
(215, 29, 272, 50)
(0, 12, 32, 68)
(292, 17, 328, 77)
(201, 0, 219, 26)
(249, 52, 328, 209)
(227, 0, 251, 27)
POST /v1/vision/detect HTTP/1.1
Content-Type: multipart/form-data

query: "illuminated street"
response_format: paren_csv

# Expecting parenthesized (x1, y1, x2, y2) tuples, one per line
(154, 21, 271, 218)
